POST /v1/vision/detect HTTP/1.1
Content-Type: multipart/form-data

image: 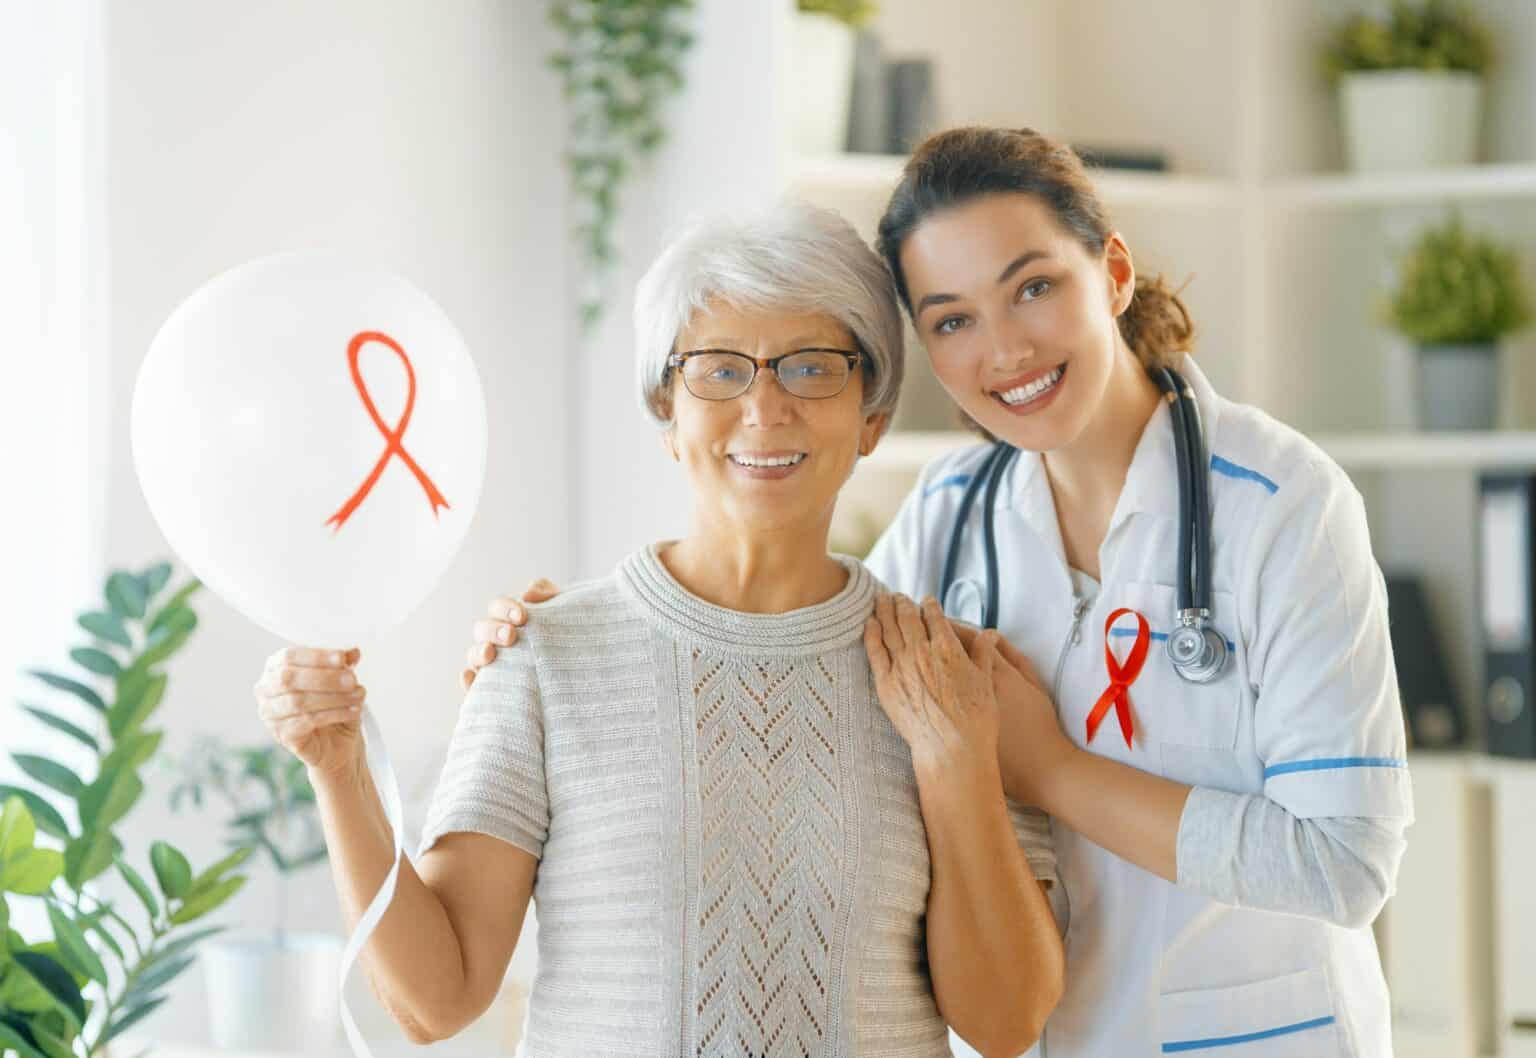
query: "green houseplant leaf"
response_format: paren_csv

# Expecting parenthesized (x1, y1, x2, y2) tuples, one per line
(77, 761, 143, 833)
(0, 1020, 48, 1058)
(45, 906, 108, 988)
(140, 610, 197, 668)
(77, 612, 132, 650)
(168, 875, 245, 925)
(114, 856, 159, 922)
(9, 756, 84, 800)
(20, 707, 99, 752)
(0, 850, 65, 896)
(187, 846, 253, 897)
(138, 562, 173, 600)
(100, 995, 167, 1047)
(10, 952, 86, 1032)
(149, 843, 192, 901)
(109, 669, 167, 741)
(64, 829, 118, 890)
(0, 797, 35, 859)
(68, 648, 120, 679)
(798, 0, 878, 27)
(1323, 0, 1492, 77)
(145, 581, 200, 635)
(25, 671, 105, 714)
(0, 788, 68, 842)
(103, 573, 147, 622)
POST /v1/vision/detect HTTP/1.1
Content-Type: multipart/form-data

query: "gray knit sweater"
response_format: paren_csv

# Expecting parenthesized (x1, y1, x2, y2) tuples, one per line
(417, 543, 1055, 1058)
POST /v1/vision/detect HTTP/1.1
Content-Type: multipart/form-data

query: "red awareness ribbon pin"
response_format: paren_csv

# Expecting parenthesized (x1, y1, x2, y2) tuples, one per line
(324, 330, 451, 532)
(1085, 607, 1149, 749)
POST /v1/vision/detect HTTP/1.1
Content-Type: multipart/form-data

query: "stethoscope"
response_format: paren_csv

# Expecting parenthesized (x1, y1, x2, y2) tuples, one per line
(937, 365, 1229, 684)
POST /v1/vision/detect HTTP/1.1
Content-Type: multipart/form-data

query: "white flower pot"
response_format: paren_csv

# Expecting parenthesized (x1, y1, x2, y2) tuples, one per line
(1417, 342, 1499, 431)
(790, 12, 856, 157)
(1340, 70, 1482, 171)
(202, 932, 344, 1054)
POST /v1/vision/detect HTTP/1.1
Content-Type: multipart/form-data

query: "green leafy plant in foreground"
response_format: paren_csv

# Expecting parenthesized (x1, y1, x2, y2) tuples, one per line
(166, 740, 326, 944)
(1, 563, 251, 1057)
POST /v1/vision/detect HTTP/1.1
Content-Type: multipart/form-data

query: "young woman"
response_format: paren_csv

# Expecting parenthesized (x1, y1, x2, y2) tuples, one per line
(469, 128, 1411, 1057)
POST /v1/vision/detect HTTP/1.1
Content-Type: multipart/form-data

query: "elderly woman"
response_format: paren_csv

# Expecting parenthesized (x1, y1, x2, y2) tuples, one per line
(252, 200, 1062, 1058)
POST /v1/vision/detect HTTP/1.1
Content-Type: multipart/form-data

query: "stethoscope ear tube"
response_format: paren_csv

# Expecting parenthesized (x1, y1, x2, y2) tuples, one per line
(1159, 365, 1227, 683)
(979, 445, 1020, 629)
(939, 443, 1006, 615)
(938, 441, 1018, 630)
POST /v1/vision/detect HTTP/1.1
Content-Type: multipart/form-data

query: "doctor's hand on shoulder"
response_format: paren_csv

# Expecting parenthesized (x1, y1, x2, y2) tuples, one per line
(864, 594, 1004, 779)
(459, 579, 562, 689)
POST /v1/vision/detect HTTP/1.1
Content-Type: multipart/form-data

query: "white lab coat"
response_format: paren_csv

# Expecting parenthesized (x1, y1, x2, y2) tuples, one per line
(864, 355, 1412, 1058)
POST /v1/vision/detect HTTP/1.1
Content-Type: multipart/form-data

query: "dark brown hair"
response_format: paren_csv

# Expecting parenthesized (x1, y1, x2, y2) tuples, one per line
(876, 126, 1195, 372)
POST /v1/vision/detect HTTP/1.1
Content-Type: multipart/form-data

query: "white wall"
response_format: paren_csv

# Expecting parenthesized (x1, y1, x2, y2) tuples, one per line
(569, 0, 787, 578)
(99, 0, 567, 1044)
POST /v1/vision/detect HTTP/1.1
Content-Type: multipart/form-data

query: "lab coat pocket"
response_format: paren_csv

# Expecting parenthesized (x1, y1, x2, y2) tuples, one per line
(1159, 968, 1344, 1056)
(1114, 581, 1242, 751)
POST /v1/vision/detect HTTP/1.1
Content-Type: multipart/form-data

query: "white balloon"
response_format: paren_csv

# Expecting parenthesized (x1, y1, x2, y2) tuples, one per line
(132, 251, 487, 647)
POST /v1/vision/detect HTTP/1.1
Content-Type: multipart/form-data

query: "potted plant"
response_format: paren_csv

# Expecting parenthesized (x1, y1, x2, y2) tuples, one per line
(791, 0, 878, 157)
(1383, 215, 1532, 430)
(1323, 0, 1493, 171)
(1, 562, 252, 1058)
(164, 740, 338, 1054)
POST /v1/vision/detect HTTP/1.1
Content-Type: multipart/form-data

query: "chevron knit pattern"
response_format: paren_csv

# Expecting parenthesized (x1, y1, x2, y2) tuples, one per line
(692, 648, 845, 1056)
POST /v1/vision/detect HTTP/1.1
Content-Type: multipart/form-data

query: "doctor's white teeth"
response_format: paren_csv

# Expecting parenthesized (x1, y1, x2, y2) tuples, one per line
(997, 366, 1064, 406)
(729, 452, 806, 467)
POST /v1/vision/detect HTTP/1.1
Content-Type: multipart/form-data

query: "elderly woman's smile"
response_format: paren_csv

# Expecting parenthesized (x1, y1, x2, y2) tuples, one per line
(726, 450, 805, 476)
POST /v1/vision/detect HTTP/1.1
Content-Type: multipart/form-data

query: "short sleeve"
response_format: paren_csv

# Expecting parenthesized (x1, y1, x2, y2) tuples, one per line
(1005, 799, 1057, 884)
(1239, 460, 1413, 822)
(416, 638, 549, 859)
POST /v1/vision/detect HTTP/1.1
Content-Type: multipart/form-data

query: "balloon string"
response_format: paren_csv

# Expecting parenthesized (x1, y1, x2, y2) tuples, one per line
(338, 706, 405, 1058)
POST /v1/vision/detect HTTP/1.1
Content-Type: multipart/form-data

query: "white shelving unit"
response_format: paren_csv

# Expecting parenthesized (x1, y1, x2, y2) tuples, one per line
(862, 429, 1536, 474)
(775, 3, 1536, 1056)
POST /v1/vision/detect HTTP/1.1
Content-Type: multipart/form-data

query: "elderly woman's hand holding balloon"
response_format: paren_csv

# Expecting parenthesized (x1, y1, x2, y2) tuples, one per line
(254, 646, 368, 780)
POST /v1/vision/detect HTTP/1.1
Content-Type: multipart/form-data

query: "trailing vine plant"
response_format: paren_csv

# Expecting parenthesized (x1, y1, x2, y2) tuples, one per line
(546, 0, 696, 331)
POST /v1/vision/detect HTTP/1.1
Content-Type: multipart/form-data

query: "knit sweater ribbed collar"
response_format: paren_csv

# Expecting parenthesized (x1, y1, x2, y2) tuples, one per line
(618, 542, 877, 657)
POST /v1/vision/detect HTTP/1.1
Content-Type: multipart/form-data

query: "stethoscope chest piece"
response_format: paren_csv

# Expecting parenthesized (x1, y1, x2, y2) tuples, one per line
(1167, 609, 1227, 684)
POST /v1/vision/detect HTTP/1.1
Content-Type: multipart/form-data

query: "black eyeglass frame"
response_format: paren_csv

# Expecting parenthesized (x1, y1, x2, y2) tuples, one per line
(664, 348, 864, 401)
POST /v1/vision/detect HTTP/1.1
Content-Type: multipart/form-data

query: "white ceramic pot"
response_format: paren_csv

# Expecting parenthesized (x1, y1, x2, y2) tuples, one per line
(1340, 70, 1482, 171)
(790, 11, 856, 157)
(201, 932, 344, 1054)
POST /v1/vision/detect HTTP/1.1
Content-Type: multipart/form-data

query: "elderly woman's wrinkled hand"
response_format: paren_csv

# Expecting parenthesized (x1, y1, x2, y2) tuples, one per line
(864, 593, 1003, 776)
(254, 646, 367, 781)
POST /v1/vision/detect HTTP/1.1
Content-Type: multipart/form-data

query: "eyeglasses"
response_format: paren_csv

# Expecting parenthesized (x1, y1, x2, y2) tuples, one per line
(666, 348, 863, 401)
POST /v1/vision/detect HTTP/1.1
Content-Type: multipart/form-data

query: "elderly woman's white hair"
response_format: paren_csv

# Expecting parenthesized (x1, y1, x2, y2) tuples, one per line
(634, 198, 905, 425)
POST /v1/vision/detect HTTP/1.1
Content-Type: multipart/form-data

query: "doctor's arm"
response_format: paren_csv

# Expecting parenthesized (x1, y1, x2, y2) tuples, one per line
(991, 463, 1412, 926)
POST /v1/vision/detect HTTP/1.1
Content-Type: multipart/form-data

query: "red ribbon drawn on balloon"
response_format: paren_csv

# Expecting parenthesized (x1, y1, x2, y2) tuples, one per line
(1085, 607, 1149, 749)
(324, 330, 451, 532)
